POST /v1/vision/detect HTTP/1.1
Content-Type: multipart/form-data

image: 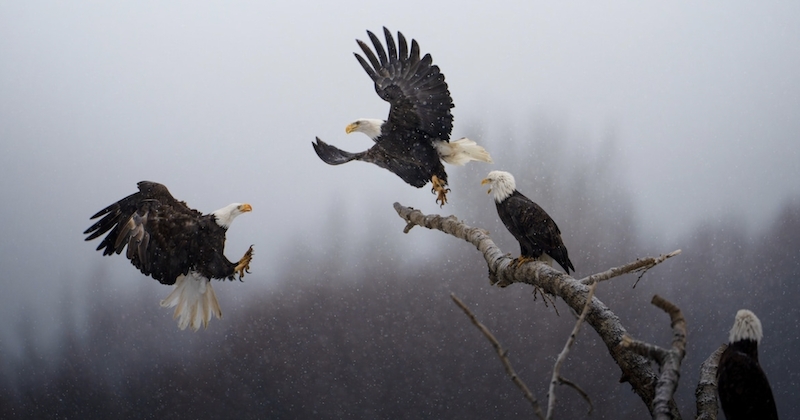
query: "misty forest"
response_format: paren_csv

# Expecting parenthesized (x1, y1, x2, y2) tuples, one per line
(2, 3, 800, 420)
(2, 120, 798, 419)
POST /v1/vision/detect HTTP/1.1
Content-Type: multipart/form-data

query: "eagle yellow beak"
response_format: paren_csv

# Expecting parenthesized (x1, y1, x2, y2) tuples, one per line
(481, 178, 492, 194)
(345, 122, 358, 134)
(239, 203, 253, 212)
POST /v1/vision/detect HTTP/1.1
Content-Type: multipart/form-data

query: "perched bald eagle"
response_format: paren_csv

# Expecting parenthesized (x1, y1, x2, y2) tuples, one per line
(717, 310, 779, 420)
(312, 27, 492, 206)
(481, 171, 574, 274)
(84, 181, 254, 331)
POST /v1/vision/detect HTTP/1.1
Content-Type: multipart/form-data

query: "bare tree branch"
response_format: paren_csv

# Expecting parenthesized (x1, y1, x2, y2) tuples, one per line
(394, 203, 682, 418)
(695, 344, 726, 420)
(619, 335, 666, 363)
(558, 377, 594, 414)
(621, 295, 687, 420)
(579, 250, 682, 286)
(546, 281, 597, 419)
(450, 294, 544, 419)
(557, 377, 593, 414)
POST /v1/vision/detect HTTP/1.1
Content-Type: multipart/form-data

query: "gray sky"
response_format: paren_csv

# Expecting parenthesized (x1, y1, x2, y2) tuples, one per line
(1, 2, 799, 348)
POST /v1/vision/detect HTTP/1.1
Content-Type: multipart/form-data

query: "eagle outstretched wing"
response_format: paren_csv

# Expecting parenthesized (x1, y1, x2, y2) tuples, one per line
(84, 182, 253, 330)
(312, 137, 433, 188)
(83, 181, 214, 284)
(354, 27, 454, 142)
(312, 27, 490, 206)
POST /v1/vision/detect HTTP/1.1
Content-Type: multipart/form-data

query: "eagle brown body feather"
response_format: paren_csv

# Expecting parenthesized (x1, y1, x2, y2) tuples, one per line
(84, 181, 241, 285)
(717, 339, 779, 419)
(496, 190, 575, 274)
(312, 27, 459, 203)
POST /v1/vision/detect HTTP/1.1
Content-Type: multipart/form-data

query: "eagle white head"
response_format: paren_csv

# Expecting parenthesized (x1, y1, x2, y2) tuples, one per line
(212, 203, 252, 229)
(481, 170, 517, 203)
(345, 118, 384, 141)
(729, 309, 763, 344)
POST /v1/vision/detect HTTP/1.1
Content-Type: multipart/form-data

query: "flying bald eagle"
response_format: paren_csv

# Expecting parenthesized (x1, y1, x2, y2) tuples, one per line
(83, 181, 254, 331)
(312, 27, 492, 206)
(717, 310, 779, 420)
(481, 171, 574, 274)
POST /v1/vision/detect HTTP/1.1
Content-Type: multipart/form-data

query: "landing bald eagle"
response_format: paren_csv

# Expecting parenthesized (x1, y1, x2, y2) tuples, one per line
(481, 170, 574, 274)
(83, 181, 254, 331)
(717, 310, 779, 420)
(312, 27, 492, 206)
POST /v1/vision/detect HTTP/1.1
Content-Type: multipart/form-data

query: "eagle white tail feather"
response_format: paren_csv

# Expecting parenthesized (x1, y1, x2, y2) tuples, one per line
(435, 138, 493, 166)
(540, 254, 556, 268)
(160, 273, 222, 331)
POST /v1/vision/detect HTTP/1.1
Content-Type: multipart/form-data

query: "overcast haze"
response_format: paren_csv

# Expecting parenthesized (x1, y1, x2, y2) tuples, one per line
(1, 1, 799, 365)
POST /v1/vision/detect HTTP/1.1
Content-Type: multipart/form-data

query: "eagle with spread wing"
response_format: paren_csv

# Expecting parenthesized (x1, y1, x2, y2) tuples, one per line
(313, 27, 492, 206)
(84, 181, 253, 331)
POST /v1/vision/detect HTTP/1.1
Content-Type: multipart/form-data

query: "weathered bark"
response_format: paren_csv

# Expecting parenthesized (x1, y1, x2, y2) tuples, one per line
(695, 344, 726, 420)
(579, 250, 681, 286)
(393, 202, 682, 418)
(621, 295, 688, 420)
(547, 281, 597, 419)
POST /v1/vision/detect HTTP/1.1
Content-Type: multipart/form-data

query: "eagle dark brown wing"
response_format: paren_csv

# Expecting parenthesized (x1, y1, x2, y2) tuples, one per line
(717, 341, 779, 420)
(497, 191, 575, 274)
(354, 27, 453, 142)
(312, 28, 457, 205)
(312, 137, 442, 188)
(84, 181, 236, 284)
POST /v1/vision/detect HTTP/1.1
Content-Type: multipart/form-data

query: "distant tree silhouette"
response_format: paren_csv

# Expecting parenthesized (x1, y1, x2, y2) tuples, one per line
(3, 201, 798, 419)
(3, 118, 797, 419)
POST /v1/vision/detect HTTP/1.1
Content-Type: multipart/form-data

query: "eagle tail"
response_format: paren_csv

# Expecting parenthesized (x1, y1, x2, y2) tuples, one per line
(312, 137, 363, 165)
(545, 249, 575, 275)
(160, 273, 222, 331)
(435, 138, 493, 166)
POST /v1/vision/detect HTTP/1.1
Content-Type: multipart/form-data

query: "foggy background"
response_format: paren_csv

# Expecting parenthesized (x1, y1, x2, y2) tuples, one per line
(1, 1, 799, 418)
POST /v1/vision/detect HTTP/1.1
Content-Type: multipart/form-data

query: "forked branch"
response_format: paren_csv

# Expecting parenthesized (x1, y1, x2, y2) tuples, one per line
(393, 203, 682, 418)
(546, 281, 597, 419)
(620, 295, 687, 420)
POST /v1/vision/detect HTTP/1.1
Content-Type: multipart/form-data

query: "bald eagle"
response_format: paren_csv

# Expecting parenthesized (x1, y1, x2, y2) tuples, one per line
(717, 310, 779, 420)
(83, 181, 254, 331)
(312, 27, 492, 206)
(481, 171, 574, 274)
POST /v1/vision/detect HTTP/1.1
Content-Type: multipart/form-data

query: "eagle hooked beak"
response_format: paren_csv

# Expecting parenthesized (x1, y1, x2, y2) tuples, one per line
(481, 178, 492, 194)
(239, 203, 253, 213)
(345, 122, 359, 134)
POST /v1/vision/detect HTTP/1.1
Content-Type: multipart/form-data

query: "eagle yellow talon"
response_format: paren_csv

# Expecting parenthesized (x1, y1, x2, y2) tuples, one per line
(235, 245, 254, 280)
(431, 175, 450, 207)
(513, 256, 534, 268)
